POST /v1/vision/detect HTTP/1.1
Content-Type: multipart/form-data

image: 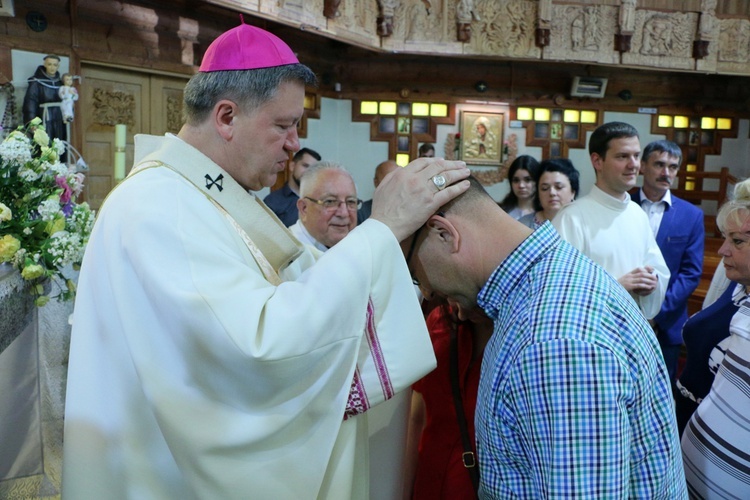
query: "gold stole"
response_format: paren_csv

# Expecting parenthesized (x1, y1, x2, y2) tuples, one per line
(126, 141, 304, 286)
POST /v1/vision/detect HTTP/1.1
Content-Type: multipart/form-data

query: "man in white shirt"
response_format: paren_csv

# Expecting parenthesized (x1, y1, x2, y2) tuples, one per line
(289, 161, 359, 251)
(553, 122, 669, 319)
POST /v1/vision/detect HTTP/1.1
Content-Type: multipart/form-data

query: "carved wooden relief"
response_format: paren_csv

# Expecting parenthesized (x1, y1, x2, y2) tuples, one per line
(92, 87, 135, 128)
(166, 95, 182, 134)
(260, 0, 750, 76)
(470, 0, 540, 59)
(545, 4, 618, 64)
(622, 11, 698, 70)
(716, 18, 750, 74)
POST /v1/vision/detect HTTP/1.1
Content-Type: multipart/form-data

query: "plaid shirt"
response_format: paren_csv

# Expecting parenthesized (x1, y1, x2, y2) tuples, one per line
(476, 223, 687, 499)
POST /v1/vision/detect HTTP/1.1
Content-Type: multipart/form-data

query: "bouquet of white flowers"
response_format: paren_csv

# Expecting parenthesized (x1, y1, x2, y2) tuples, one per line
(0, 117, 95, 306)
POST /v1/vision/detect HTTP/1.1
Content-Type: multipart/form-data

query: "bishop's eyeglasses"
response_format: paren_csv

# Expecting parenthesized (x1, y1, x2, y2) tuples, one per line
(304, 196, 362, 211)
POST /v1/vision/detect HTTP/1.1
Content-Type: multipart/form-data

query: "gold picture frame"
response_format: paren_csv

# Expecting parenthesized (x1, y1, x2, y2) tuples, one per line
(459, 111, 504, 165)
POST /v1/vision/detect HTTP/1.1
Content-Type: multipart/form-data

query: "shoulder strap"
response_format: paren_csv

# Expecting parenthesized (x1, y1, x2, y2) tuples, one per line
(449, 322, 480, 494)
(130, 135, 304, 275)
(129, 151, 304, 276)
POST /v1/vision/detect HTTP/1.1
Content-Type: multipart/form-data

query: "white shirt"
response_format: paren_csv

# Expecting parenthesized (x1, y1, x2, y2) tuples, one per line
(289, 219, 328, 252)
(637, 188, 672, 237)
(552, 185, 670, 319)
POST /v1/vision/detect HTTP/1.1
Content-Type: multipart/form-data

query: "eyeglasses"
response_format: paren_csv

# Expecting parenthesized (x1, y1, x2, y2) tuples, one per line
(304, 196, 362, 211)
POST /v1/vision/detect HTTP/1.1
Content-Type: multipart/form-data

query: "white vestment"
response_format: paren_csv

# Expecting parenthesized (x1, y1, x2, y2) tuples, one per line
(289, 219, 328, 252)
(552, 185, 669, 319)
(62, 134, 436, 499)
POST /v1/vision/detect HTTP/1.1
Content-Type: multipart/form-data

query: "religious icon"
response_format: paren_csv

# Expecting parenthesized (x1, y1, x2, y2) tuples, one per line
(459, 111, 504, 165)
(397, 117, 410, 133)
(550, 123, 562, 140)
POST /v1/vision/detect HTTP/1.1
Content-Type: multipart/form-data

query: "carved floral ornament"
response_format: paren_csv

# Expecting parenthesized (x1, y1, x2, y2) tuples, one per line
(92, 87, 135, 128)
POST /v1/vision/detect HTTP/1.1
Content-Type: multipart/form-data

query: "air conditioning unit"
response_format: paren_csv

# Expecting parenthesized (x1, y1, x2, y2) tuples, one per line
(570, 76, 608, 98)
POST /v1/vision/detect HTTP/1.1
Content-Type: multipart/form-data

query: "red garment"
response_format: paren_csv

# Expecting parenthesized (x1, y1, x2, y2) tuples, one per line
(412, 308, 481, 500)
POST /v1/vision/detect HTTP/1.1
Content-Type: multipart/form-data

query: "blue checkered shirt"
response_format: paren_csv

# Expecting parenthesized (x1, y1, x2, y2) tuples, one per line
(476, 223, 687, 499)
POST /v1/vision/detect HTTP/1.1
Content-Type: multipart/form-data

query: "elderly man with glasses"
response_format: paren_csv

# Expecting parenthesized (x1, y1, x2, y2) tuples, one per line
(289, 161, 361, 251)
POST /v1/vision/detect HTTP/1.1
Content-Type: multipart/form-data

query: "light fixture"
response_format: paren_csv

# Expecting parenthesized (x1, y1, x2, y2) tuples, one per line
(570, 76, 608, 98)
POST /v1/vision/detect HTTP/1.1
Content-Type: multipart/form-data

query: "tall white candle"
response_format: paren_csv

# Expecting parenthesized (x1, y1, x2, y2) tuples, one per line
(115, 124, 126, 148)
(114, 124, 127, 181)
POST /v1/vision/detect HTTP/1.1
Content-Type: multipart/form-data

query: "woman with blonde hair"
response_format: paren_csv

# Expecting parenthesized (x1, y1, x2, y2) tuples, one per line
(681, 177, 750, 496)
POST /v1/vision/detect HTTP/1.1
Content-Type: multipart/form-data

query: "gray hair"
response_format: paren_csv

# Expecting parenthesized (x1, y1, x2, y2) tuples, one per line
(717, 178, 750, 233)
(642, 140, 683, 166)
(183, 64, 317, 124)
(299, 161, 356, 197)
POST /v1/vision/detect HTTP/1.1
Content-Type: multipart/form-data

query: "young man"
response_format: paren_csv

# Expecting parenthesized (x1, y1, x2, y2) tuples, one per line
(552, 122, 670, 319)
(631, 140, 704, 383)
(263, 146, 321, 226)
(62, 21, 470, 499)
(405, 177, 687, 498)
(290, 161, 359, 250)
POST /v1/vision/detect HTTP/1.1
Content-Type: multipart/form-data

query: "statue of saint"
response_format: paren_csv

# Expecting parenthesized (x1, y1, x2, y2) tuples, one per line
(22, 54, 66, 145)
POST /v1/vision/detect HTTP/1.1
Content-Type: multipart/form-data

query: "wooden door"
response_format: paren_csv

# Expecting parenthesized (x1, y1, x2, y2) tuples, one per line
(79, 66, 187, 209)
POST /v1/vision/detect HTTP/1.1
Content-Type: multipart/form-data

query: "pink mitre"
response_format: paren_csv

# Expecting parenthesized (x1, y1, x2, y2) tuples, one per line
(199, 15, 299, 72)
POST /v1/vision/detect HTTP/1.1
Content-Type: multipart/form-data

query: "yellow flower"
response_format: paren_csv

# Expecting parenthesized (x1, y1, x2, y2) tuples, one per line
(41, 146, 58, 163)
(0, 202, 11, 222)
(45, 216, 66, 235)
(35, 295, 50, 307)
(21, 264, 45, 280)
(30, 116, 42, 126)
(33, 128, 50, 147)
(0, 234, 21, 262)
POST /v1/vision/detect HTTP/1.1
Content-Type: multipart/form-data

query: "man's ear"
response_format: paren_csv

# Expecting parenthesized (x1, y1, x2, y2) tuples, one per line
(214, 100, 238, 141)
(296, 198, 307, 221)
(427, 215, 460, 253)
(591, 153, 604, 175)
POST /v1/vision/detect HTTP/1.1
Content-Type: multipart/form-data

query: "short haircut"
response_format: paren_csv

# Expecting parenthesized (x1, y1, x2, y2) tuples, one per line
(532, 158, 580, 212)
(642, 140, 682, 166)
(182, 64, 318, 124)
(44, 54, 61, 62)
(717, 178, 750, 235)
(293, 147, 321, 163)
(299, 161, 356, 197)
(588, 122, 639, 158)
(418, 143, 435, 156)
(409, 176, 495, 241)
(441, 175, 496, 216)
(499, 155, 541, 212)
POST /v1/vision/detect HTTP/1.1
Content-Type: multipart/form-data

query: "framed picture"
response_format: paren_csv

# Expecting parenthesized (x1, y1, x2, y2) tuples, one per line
(459, 111, 504, 165)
